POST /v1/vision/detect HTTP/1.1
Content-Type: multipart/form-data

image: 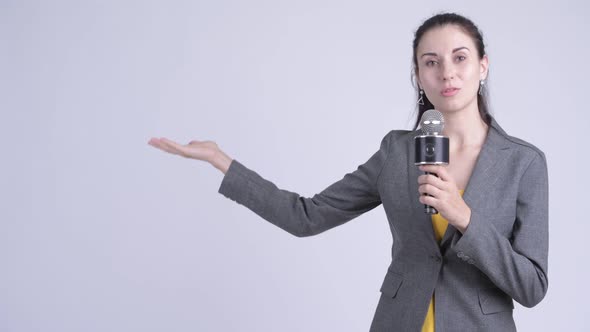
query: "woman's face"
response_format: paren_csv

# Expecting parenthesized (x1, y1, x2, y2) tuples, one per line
(416, 24, 488, 115)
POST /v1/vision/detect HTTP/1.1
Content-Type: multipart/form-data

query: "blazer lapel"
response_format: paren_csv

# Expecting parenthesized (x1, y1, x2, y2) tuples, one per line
(439, 117, 512, 249)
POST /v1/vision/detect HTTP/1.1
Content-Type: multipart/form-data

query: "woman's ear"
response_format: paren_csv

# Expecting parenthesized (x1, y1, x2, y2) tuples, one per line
(480, 54, 489, 80)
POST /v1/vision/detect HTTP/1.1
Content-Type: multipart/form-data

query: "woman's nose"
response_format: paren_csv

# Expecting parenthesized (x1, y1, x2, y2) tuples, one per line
(441, 62, 455, 80)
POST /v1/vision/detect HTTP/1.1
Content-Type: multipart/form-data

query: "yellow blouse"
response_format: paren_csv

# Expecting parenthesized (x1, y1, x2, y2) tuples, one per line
(421, 190, 464, 332)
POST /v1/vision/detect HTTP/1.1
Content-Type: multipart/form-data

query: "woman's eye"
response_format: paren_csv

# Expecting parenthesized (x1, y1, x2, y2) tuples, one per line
(426, 60, 437, 66)
(457, 55, 466, 61)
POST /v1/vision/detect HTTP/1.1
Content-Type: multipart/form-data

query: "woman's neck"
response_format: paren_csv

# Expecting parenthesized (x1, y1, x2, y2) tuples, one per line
(441, 110, 489, 151)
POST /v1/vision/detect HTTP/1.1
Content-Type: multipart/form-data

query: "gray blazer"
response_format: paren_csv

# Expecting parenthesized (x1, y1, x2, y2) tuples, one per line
(218, 116, 549, 331)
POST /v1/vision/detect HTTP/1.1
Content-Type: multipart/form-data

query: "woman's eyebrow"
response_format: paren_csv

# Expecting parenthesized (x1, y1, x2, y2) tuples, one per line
(421, 47, 470, 58)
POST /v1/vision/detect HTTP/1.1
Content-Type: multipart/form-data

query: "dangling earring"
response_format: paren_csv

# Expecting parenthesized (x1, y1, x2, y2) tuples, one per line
(478, 80, 485, 95)
(417, 89, 425, 105)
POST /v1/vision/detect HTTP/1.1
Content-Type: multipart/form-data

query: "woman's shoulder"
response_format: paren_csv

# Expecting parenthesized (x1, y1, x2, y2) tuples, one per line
(490, 118, 546, 161)
(375, 129, 417, 155)
(381, 128, 421, 143)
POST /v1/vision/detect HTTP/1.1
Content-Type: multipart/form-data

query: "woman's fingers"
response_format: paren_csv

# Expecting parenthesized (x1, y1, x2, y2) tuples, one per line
(419, 194, 438, 207)
(148, 138, 181, 155)
(148, 137, 219, 162)
(148, 138, 165, 151)
(418, 183, 443, 197)
(418, 164, 452, 182)
(417, 172, 446, 190)
(159, 138, 190, 156)
(417, 165, 456, 200)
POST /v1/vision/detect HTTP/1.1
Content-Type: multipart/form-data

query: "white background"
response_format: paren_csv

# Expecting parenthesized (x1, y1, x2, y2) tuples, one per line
(2, 0, 587, 331)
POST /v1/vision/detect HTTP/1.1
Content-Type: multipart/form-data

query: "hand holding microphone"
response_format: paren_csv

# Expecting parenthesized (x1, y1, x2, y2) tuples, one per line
(414, 110, 449, 214)
(413, 110, 472, 232)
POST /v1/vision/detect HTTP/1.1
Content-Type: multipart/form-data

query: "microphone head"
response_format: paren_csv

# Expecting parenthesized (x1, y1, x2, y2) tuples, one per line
(420, 109, 445, 135)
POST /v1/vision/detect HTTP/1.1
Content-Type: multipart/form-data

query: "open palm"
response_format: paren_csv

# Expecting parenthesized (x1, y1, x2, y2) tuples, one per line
(148, 137, 218, 162)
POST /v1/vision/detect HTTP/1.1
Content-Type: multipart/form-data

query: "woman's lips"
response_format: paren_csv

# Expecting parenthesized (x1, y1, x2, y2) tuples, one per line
(441, 88, 460, 97)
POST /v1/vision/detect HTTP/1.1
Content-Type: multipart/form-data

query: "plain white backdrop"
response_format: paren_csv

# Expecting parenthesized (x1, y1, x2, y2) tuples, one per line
(2, 0, 587, 331)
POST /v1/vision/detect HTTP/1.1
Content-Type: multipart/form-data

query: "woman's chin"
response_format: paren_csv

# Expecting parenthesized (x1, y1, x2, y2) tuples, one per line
(431, 105, 461, 114)
(432, 101, 471, 114)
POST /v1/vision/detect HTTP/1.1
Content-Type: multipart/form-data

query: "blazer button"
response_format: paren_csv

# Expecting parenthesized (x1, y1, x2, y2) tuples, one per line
(457, 252, 465, 258)
(467, 259, 475, 264)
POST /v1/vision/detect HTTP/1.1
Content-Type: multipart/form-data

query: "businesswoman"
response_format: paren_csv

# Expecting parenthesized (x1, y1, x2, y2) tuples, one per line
(148, 13, 549, 332)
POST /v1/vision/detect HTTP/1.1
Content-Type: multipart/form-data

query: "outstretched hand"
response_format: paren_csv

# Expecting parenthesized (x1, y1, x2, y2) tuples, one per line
(147, 137, 233, 173)
(148, 137, 218, 161)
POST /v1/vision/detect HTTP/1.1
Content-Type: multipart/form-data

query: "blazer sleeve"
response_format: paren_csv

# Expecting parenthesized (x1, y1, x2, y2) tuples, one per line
(217, 131, 393, 237)
(453, 151, 549, 308)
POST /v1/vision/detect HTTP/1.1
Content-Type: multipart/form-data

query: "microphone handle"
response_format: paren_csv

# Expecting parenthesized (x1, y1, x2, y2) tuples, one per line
(423, 171, 438, 215)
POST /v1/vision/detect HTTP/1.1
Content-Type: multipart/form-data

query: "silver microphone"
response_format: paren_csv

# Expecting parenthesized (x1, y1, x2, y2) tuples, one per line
(414, 109, 449, 214)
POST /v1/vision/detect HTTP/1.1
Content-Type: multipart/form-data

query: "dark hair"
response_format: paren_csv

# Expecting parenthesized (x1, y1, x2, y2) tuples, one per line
(411, 12, 492, 130)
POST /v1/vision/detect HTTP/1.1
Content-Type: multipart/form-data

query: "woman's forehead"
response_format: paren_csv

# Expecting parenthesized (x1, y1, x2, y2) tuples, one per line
(417, 25, 475, 55)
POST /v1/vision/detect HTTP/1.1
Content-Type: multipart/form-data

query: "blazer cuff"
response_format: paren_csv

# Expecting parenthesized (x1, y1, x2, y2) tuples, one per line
(218, 159, 255, 204)
(452, 208, 489, 265)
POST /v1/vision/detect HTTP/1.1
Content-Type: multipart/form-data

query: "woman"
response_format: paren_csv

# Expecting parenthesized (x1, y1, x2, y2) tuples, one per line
(148, 12, 548, 332)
